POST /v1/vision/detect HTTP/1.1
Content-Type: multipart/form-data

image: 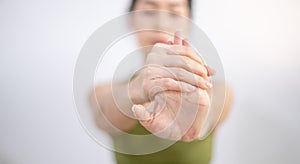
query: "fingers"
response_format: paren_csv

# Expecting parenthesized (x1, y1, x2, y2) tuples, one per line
(182, 39, 190, 47)
(162, 32, 205, 66)
(132, 101, 162, 127)
(150, 45, 215, 78)
(172, 31, 215, 78)
(135, 63, 205, 103)
(147, 78, 197, 99)
(151, 44, 206, 69)
(174, 31, 191, 48)
(205, 65, 216, 76)
(140, 31, 215, 103)
(174, 31, 183, 45)
(167, 45, 205, 66)
(149, 67, 212, 90)
(150, 53, 208, 79)
(150, 31, 214, 79)
(172, 31, 203, 65)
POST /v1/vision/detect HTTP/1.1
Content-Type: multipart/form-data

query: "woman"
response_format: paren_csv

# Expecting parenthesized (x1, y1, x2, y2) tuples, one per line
(91, 0, 232, 163)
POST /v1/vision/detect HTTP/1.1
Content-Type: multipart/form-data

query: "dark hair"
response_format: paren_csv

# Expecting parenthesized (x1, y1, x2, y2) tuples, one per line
(129, 0, 193, 17)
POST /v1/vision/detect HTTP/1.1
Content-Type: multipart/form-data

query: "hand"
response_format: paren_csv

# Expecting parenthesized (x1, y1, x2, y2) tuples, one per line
(131, 31, 214, 141)
(129, 32, 214, 105)
(132, 88, 210, 142)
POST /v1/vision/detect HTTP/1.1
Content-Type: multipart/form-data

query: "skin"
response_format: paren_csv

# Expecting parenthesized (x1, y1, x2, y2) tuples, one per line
(131, 0, 190, 48)
(132, 34, 212, 141)
(91, 0, 233, 141)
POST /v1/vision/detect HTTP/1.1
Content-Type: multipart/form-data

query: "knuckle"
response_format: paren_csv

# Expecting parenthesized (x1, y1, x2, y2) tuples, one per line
(181, 46, 193, 56)
(196, 76, 205, 86)
(162, 79, 170, 87)
(146, 53, 157, 64)
(172, 46, 181, 54)
(154, 42, 164, 47)
(152, 43, 166, 52)
(145, 67, 152, 76)
(143, 66, 155, 77)
(176, 45, 187, 53)
(162, 78, 173, 87)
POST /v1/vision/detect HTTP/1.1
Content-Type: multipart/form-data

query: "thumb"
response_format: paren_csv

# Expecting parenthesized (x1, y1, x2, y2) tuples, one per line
(132, 104, 153, 121)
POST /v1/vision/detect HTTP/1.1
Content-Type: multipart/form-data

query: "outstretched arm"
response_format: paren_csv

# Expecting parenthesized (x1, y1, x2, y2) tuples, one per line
(89, 83, 137, 134)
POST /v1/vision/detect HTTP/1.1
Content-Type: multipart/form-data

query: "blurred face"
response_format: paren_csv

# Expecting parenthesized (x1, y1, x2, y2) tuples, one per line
(131, 0, 191, 47)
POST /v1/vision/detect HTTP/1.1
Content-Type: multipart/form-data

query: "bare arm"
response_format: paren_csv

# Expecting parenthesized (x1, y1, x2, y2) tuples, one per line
(212, 84, 233, 132)
(89, 83, 137, 135)
(89, 32, 227, 139)
(218, 85, 233, 124)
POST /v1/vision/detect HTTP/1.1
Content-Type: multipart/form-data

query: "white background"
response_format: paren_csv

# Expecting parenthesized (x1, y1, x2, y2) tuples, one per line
(1, 0, 300, 163)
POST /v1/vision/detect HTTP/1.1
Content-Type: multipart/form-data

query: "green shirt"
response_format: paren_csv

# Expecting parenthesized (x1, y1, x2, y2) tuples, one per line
(113, 122, 213, 164)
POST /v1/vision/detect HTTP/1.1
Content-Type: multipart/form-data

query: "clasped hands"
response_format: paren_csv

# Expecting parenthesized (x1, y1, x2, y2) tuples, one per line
(129, 32, 215, 142)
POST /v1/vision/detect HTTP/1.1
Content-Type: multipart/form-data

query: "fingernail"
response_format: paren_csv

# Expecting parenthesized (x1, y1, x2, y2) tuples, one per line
(205, 81, 213, 88)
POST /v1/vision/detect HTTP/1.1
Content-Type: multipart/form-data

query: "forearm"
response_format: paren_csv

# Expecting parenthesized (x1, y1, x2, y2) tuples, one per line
(211, 84, 233, 133)
(218, 85, 233, 124)
(90, 83, 137, 134)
